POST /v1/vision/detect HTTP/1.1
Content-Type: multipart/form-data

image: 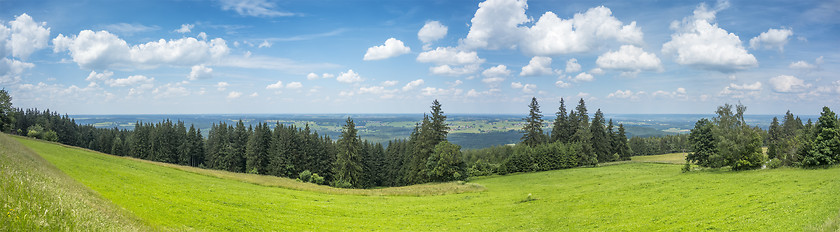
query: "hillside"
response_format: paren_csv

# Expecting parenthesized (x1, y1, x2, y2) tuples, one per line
(6, 134, 840, 231)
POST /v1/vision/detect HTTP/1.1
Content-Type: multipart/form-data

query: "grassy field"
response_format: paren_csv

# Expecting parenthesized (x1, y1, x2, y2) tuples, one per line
(631, 152, 688, 164)
(9, 135, 840, 231)
(0, 134, 150, 231)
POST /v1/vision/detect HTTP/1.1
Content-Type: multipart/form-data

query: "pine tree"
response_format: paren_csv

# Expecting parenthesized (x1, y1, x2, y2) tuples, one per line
(429, 99, 449, 145)
(617, 124, 631, 160)
(767, 117, 781, 159)
(591, 109, 612, 162)
(521, 97, 545, 147)
(246, 123, 271, 174)
(551, 98, 570, 143)
(333, 117, 363, 188)
(572, 98, 596, 165)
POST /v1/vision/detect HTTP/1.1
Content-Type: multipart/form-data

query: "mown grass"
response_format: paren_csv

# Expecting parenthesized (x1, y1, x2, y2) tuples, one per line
(16, 136, 840, 231)
(0, 133, 150, 231)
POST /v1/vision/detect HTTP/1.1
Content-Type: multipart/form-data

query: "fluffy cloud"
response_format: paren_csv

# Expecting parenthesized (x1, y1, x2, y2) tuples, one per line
(460, 1, 643, 56)
(418, 21, 447, 49)
(417, 47, 484, 65)
(789, 56, 823, 71)
(218, 0, 295, 17)
(571, 72, 594, 82)
(286, 81, 303, 89)
(306, 73, 319, 80)
(511, 82, 536, 93)
(227, 91, 242, 99)
(652, 87, 687, 98)
(430, 64, 480, 76)
(749, 28, 793, 52)
(596, 45, 663, 75)
(402, 79, 424, 91)
(460, 0, 529, 50)
(418, 47, 485, 76)
(482, 65, 510, 84)
(0, 58, 34, 84)
(337, 69, 363, 83)
(381, 80, 398, 87)
(53, 30, 229, 70)
(565, 58, 581, 73)
(522, 6, 643, 55)
(258, 40, 271, 48)
(6, 14, 51, 60)
(483, 64, 510, 77)
(607, 89, 645, 100)
(421, 87, 463, 96)
(187, 64, 213, 80)
(520, 56, 553, 76)
(175, 24, 194, 33)
(108, 75, 154, 87)
(266, 80, 283, 89)
(363, 38, 411, 61)
(769, 75, 810, 93)
(216, 81, 229, 91)
(86, 70, 114, 82)
(662, 1, 757, 73)
(555, 80, 570, 88)
(720, 81, 762, 97)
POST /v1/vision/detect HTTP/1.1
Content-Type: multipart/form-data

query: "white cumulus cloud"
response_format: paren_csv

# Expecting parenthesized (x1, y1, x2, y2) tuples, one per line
(662, 1, 757, 73)
(750, 28, 793, 52)
(460, 0, 529, 50)
(7, 13, 51, 60)
(266, 80, 283, 89)
(337, 69, 363, 83)
(418, 21, 447, 49)
(227, 91, 242, 99)
(596, 45, 663, 75)
(286, 81, 303, 89)
(187, 64, 213, 80)
(769, 75, 810, 93)
(572, 72, 594, 82)
(363, 38, 411, 61)
(108, 75, 154, 87)
(175, 24, 194, 33)
(565, 58, 581, 73)
(216, 81, 229, 91)
(402, 79, 424, 91)
(522, 6, 643, 56)
(306, 72, 319, 80)
(520, 56, 554, 76)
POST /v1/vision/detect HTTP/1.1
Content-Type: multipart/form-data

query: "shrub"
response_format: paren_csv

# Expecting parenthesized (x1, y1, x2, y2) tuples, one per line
(310, 173, 325, 185)
(298, 170, 312, 183)
(767, 159, 784, 169)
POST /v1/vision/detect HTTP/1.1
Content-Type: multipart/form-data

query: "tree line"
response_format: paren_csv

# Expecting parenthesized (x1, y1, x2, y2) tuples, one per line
(465, 97, 634, 176)
(0, 89, 466, 188)
(685, 103, 839, 170)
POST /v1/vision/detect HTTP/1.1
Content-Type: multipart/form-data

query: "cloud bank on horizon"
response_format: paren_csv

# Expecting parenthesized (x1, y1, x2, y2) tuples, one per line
(0, 0, 838, 115)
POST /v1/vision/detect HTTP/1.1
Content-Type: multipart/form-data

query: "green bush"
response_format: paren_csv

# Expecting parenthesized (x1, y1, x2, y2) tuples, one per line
(767, 159, 784, 169)
(310, 173, 325, 185)
(298, 170, 312, 183)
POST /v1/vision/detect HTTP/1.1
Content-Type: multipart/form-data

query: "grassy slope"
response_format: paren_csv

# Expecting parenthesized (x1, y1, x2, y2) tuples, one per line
(15, 136, 840, 231)
(0, 134, 150, 231)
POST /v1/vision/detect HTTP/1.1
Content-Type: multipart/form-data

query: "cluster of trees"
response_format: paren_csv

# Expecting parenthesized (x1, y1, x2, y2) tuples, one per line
(766, 107, 840, 167)
(465, 97, 632, 176)
(627, 134, 690, 157)
(0, 90, 465, 189)
(686, 103, 840, 170)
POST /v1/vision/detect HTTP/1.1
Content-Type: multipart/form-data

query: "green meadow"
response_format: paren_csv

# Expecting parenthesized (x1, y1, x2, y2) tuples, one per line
(4, 133, 840, 231)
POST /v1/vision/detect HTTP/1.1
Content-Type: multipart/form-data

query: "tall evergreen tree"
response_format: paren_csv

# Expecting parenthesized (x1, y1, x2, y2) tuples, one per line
(333, 117, 363, 188)
(572, 98, 596, 165)
(591, 109, 612, 162)
(616, 124, 631, 160)
(767, 117, 781, 159)
(246, 123, 272, 174)
(429, 99, 449, 145)
(551, 98, 571, 143)
(521, 97, 545, 147)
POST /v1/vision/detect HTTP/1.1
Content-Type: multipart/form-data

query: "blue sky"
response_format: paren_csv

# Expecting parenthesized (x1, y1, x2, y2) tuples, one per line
(1, 0, 838, 115)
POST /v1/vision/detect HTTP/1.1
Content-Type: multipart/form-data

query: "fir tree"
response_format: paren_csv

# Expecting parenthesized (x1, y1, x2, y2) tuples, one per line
(333, 117, 363, 188)
(521, 97, 545, 147)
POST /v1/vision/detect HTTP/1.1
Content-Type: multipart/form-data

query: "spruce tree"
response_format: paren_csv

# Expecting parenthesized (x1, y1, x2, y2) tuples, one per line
(429, 99, 449, 145)
(521, 97, 545, 147)
(551, 98, 570, 143)
(591, 109, 612, 162)
(572, 98, 596, 165)
(767, 117, 781, 159)
(617, 124, 631, 160)
(334, 117, 363, 188)
(802, 107, 840, 166)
